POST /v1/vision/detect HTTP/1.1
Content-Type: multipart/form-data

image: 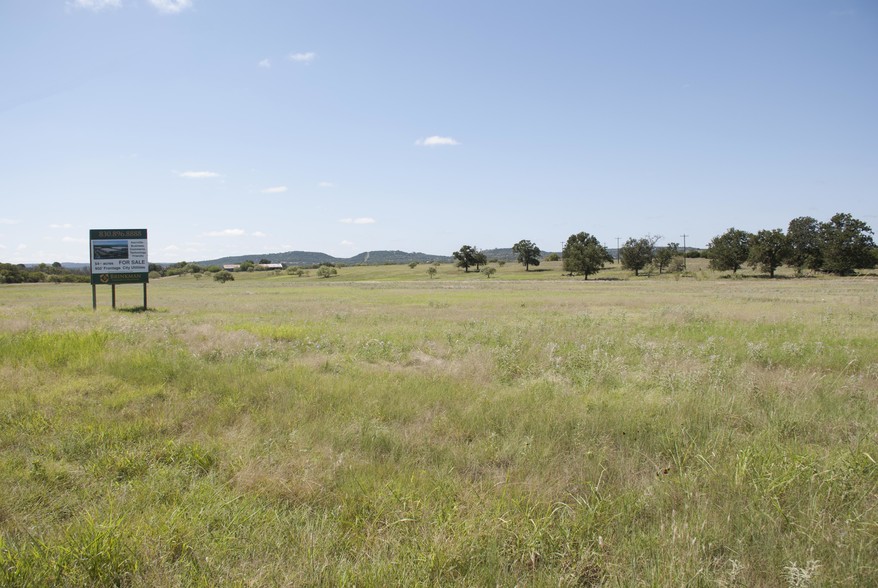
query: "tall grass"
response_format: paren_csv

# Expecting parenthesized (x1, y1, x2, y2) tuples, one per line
(0, 274, 875, 585)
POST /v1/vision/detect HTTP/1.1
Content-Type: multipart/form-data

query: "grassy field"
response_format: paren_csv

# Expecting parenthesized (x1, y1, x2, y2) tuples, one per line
(1, 263, 876, 586)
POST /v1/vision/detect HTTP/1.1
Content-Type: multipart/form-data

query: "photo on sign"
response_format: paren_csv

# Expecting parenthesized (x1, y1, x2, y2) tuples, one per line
(93, 240, 129, 260)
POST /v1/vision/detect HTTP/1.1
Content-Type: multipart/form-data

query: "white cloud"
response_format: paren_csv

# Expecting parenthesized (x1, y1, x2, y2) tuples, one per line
(252, 231, 268, 238)
(261, 186, 287, 194)
(62, 236, 87, 243)
(258, 59, 271, 68)
(17, 244, 27, 250)
(339, 217, 376, 225)
(69, 0, 193, 14)
(164, 242, 206, 254)
(68, 0, 121, 11)
(179, 171, 219, 179)
(340, 240, 354, 246)
(0, 218, 21, 225)
(415, 136, 460, 147)
(148, 0, 192, 14)
(203, 229, 246, 237)
(288, 52, 317, 64)
(49, 223, 74, 229)
(318, 181, 335, 189)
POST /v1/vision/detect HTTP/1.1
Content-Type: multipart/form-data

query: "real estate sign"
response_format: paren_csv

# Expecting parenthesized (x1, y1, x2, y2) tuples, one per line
(89, 229, 149, 285)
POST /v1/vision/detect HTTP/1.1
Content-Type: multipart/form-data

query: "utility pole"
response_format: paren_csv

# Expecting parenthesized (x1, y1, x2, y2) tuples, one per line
(681, 234, 689, 270)
(615, 237, 621, 264)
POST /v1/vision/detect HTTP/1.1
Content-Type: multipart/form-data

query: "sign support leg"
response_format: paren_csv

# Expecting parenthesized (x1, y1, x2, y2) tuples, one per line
(92, 285, 97, 310)
(143, 283, 148, 310)
(112, 285, 116, 309)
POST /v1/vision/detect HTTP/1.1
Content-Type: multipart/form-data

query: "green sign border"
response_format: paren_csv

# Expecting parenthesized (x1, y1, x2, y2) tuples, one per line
(90, 272, 150, 285)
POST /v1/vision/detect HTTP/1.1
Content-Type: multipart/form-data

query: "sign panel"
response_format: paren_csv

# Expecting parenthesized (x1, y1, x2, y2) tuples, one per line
(89, 229, 149, 285)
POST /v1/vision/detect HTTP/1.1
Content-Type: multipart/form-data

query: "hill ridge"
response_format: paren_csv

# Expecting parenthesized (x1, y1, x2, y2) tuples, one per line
(196, 247, 591, 267)
(197, 249, 456, 267)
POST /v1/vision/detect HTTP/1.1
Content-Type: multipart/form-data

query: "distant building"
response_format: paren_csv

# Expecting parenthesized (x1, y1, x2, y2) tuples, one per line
(257, 263, 283, 270)
(223, 264, 241, 271)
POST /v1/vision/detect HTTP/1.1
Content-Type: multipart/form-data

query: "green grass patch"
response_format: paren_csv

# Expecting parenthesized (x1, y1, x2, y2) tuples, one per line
(0, 275, 876, 585)
(0, 330, 109, 368)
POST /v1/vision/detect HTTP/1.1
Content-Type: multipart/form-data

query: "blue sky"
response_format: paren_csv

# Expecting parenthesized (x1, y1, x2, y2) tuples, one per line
(1, 0, 876, 263)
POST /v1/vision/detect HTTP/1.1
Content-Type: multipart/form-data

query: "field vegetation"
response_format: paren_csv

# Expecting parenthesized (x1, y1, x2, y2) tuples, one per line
(1, 262, 876, 586)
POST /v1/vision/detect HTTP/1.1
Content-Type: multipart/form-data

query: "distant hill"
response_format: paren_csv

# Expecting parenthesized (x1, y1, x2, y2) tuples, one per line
(192, 247, 594, 267)
(481, 248, 519, 262)
(196, 250, 455, 267)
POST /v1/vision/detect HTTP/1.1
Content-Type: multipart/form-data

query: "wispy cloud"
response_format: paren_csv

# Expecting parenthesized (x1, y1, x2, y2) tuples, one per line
(415, 136, 460, 147)
(49, 223, 74, 229)
(68, 0, 121, 11)
(68, 0, 192, 14)
(318, 181, 335, 189)
(258, 58, 271, 68)
(62, 236, 87, 244)
(339, 217, 376, 225)
(288, 52, 317, 64)
(203, 229, 246, 237)
(261, 186, 287, 194)
(252, 231, 267, 238)
(0, 218, 21, 225)
(164, 242, 206, 254)
(179, 170, 219, 179)
(148, 0, 193, 14)
(340, 240, 355, 246)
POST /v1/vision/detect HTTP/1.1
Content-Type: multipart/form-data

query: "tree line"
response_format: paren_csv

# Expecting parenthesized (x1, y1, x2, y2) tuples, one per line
(706, 213, 876, 277)
(453, 235, 683, 280)
(452, 212, 876, 280)
(0, 262, 90, 284)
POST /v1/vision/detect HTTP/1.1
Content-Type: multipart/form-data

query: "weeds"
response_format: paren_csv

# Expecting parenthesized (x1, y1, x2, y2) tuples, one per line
(0, 516, 138, 587)
(783, 560, 820, 587)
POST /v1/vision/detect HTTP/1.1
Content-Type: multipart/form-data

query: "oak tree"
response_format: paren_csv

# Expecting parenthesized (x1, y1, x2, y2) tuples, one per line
(819, 213, 876, 275)
(562, 232, 613, 280)
(512, 240, 542, 271)
(786, 216, 822, 274)
(707, 228, 751, 273)
(620, 236, 658, 276)
(747, 229, 790, 277)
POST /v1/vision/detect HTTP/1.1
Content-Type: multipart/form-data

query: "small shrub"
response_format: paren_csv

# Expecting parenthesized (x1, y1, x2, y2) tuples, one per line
(214, 271, 234, 283)
(783, 560, 820, 587)
(669, 257, 686, 273)
(317, 265, 338, 279)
